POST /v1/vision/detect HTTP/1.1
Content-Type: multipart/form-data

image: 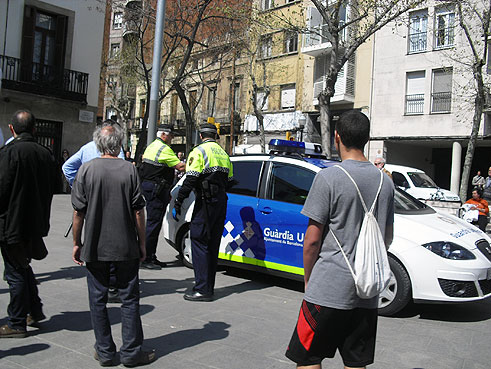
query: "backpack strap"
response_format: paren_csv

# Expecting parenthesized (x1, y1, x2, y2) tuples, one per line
(330, 229, 357, 280)
(334, 165, 384, 214)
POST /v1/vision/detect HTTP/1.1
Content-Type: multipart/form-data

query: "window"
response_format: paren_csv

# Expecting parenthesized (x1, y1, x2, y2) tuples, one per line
(431, 68, 452, 113)
(284, 31, 298, 53)
(106, 107, 117, 120)
(170, 94, 178, 122)
(207, 86, 217, 117)
(405, 71, 425, 115)
(269, 164, 315, 205)
(108, 75, 117, 89)
(231, 82, 240, 111)
(408, 10, 427, 53)
(110, 43, 120, 58)
(392, 172, 410, 188)
(281, 85, 296, 109)
(228, 161, 263, 197)
(113, 12, 123, 29)
(256, 90, 268, 111)
(139, 99, 146, 118)
(435, 6, 455, 49)
(260, 36, 272, 58)
(262, 0, 273, 11)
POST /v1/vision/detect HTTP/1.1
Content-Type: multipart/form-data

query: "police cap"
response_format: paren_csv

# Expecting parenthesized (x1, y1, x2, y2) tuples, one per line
(199, 123, 218, 134)
(157, 124, 175, 135)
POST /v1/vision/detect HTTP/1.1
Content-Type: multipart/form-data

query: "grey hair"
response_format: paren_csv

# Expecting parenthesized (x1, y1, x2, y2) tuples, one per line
(93, 122, 123, 156)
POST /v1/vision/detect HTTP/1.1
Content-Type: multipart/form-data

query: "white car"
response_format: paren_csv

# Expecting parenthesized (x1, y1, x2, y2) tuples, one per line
(163, 140, 491, 316)
(385, 164, 461, 202)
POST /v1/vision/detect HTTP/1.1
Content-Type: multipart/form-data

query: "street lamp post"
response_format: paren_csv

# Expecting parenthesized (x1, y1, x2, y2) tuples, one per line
(147, 0, 166, 146)
(298, 115, 306, 142)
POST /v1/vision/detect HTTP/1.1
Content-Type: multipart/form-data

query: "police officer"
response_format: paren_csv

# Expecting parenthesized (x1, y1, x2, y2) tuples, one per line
(140, 125, 185, 269)
(174, 123, 233, 301)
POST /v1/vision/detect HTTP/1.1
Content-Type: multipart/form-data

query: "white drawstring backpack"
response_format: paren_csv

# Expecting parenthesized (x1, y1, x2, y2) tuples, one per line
(330, 165, 392, 299)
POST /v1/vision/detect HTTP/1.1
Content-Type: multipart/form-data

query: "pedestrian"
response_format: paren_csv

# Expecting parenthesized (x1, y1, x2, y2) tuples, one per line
(139, 125, 185, 270)
(173, 123, 233, 301)
(174, 151, 186, 185)
(61, 119, 124, 187)
(285, 110, 395, 369)
(0, 110, 56, 338)
(373, 155, 392, 179)
(71, 123, 155, 367)
(62, 119, 125, 303)
(61, 149, 71, 194)
(472, 170, 485, 190)
(482, 167, 491, 204)
(465, 188, 489, 232)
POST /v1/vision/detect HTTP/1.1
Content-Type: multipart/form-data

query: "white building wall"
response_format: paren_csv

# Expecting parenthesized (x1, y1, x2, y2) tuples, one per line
(1, 0, 104, 107)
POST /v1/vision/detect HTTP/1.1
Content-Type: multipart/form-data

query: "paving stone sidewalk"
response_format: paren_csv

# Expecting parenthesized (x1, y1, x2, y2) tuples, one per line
(1, 195, 491, 369)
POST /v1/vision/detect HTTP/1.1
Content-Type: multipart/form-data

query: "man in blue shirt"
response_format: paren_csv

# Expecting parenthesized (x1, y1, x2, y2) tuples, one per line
(62, 122, 124, 186)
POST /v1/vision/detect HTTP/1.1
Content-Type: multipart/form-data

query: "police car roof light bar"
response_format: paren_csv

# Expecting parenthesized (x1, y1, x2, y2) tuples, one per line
(268, 139, 325, 158)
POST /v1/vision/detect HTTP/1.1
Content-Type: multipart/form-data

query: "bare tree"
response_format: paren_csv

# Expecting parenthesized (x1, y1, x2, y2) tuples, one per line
(310, 0, 424, 157)
(451, 0, 491, 201)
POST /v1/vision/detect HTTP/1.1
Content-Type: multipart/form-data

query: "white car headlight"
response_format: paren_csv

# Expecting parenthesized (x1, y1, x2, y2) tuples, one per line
(422, 241, 476, 260)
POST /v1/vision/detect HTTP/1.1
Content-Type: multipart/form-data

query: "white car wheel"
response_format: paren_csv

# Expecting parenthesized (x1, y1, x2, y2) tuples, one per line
(378, 256, 412, 316)
(179, 225, 193, 269)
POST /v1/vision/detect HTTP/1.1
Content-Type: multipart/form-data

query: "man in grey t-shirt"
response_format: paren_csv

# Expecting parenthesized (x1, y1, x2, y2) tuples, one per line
(71, 124, 155, 367)
(286, 110, 394, 369)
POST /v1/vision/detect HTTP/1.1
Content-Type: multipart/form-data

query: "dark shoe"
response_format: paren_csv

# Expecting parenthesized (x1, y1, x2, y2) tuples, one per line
(122, 349, 156, 367)
(0, 324, 27, 338)
(26, 312, 46, 327)
(140, 261, 161, 270)
(107, 289, 121, 304)
(94, 351, 116, 367)
(183, 291, 213, 302)
(152, 258, 167, 268)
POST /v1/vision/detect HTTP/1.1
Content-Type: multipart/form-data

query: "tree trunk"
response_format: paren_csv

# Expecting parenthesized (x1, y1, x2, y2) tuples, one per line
(459, 68, 485, 201)
(318, 91, 332, 158)
(258, 114, 266, 153)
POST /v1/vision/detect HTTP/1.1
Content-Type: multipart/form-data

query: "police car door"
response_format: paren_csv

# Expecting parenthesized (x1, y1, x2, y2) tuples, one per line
(255, 161, 316, 276)
(221, 160, 266, 264)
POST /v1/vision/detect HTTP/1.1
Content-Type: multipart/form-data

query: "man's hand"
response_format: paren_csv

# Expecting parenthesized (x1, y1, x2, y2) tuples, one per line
(173, 200, 182, 220)
(139, 242, 146, 262)
(72, 245, 83, 266)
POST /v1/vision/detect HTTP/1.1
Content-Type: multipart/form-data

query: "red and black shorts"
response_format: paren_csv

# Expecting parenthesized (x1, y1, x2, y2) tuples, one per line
(285, 300, 378, 368)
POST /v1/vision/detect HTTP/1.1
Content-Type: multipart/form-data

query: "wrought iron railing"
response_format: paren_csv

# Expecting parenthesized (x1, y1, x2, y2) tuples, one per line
(435, 26, 455, 49)
(408, 31, 427, 53)
(431, 91, 452, 113)
(405, 94, 424, 114)
(0, 54, 88, 102)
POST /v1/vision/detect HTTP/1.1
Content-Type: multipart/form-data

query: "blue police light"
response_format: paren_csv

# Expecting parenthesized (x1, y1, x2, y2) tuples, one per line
(269, 139, 306, 154)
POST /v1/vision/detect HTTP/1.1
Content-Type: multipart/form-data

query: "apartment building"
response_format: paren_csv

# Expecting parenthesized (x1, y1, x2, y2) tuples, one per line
(0, 0, 106, 165)
(369, 1, 491, 193)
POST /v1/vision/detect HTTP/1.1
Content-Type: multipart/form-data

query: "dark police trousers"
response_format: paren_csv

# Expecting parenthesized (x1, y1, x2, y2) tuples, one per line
(141, 180, 170, 260)
(190, 191, 227, 295)
(1, 244, 43, 330)
(86, 259, 143, 363)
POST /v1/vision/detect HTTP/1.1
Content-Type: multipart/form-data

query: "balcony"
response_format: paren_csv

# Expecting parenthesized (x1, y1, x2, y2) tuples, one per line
(122, 18, 139, 40)
(302, 24, 347, 57)
(313, 61, 355, 105)
(0, 55, 88, 102)
(405, 94, 424, 115)
(431, 92, 451, 113)
(125, 0, 142, 8)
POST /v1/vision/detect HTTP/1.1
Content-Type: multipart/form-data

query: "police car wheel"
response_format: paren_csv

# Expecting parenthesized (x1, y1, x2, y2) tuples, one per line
(177, 224, 193, 269)
(378, 256, 412, 316)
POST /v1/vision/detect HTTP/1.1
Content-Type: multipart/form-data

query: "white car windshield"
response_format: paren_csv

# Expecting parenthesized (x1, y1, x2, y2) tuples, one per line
(408, 172, 437, 188)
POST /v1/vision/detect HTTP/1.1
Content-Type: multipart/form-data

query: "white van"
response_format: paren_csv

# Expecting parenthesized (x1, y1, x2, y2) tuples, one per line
(385, 164, 461, 202)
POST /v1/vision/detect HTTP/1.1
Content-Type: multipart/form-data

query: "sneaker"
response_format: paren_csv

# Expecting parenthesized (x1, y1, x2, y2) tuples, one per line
(140, 260, 161, 270)
(0, 324, 27, 338)
(94, 350, 116, 367)
(152, 258, 167, 268)
(26, 312, 46, 327)
(121, 349, 156, 368)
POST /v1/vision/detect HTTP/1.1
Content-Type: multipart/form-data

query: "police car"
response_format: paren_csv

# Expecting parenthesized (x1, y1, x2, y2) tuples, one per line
(163, 140, 491, 316)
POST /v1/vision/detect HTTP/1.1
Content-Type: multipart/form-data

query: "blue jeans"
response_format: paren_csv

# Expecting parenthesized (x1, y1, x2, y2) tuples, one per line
(141, 180, 170, 260)
(86, 259, 143, 362)
(1, 244, 43, 330)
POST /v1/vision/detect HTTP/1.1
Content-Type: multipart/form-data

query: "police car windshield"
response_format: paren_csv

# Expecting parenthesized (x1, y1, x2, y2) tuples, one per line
(394, 188, 435, 214)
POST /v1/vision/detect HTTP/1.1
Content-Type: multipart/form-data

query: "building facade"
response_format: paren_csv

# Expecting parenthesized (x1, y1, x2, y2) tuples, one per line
(369, 1, 491, 194)
(0, 0, 106, 170)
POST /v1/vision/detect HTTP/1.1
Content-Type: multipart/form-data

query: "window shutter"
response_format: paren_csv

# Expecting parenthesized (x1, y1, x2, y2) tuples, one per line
(281, 86, 296, 109)
(21, 5, 35, 81)
(406, 71, 425, 94)
(54, 15, 67, 75)
(433, 69, 452, 93)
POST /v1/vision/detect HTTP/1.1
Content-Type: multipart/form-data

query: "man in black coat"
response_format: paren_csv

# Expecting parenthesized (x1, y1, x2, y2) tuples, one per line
(0, 110, 56, 338)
